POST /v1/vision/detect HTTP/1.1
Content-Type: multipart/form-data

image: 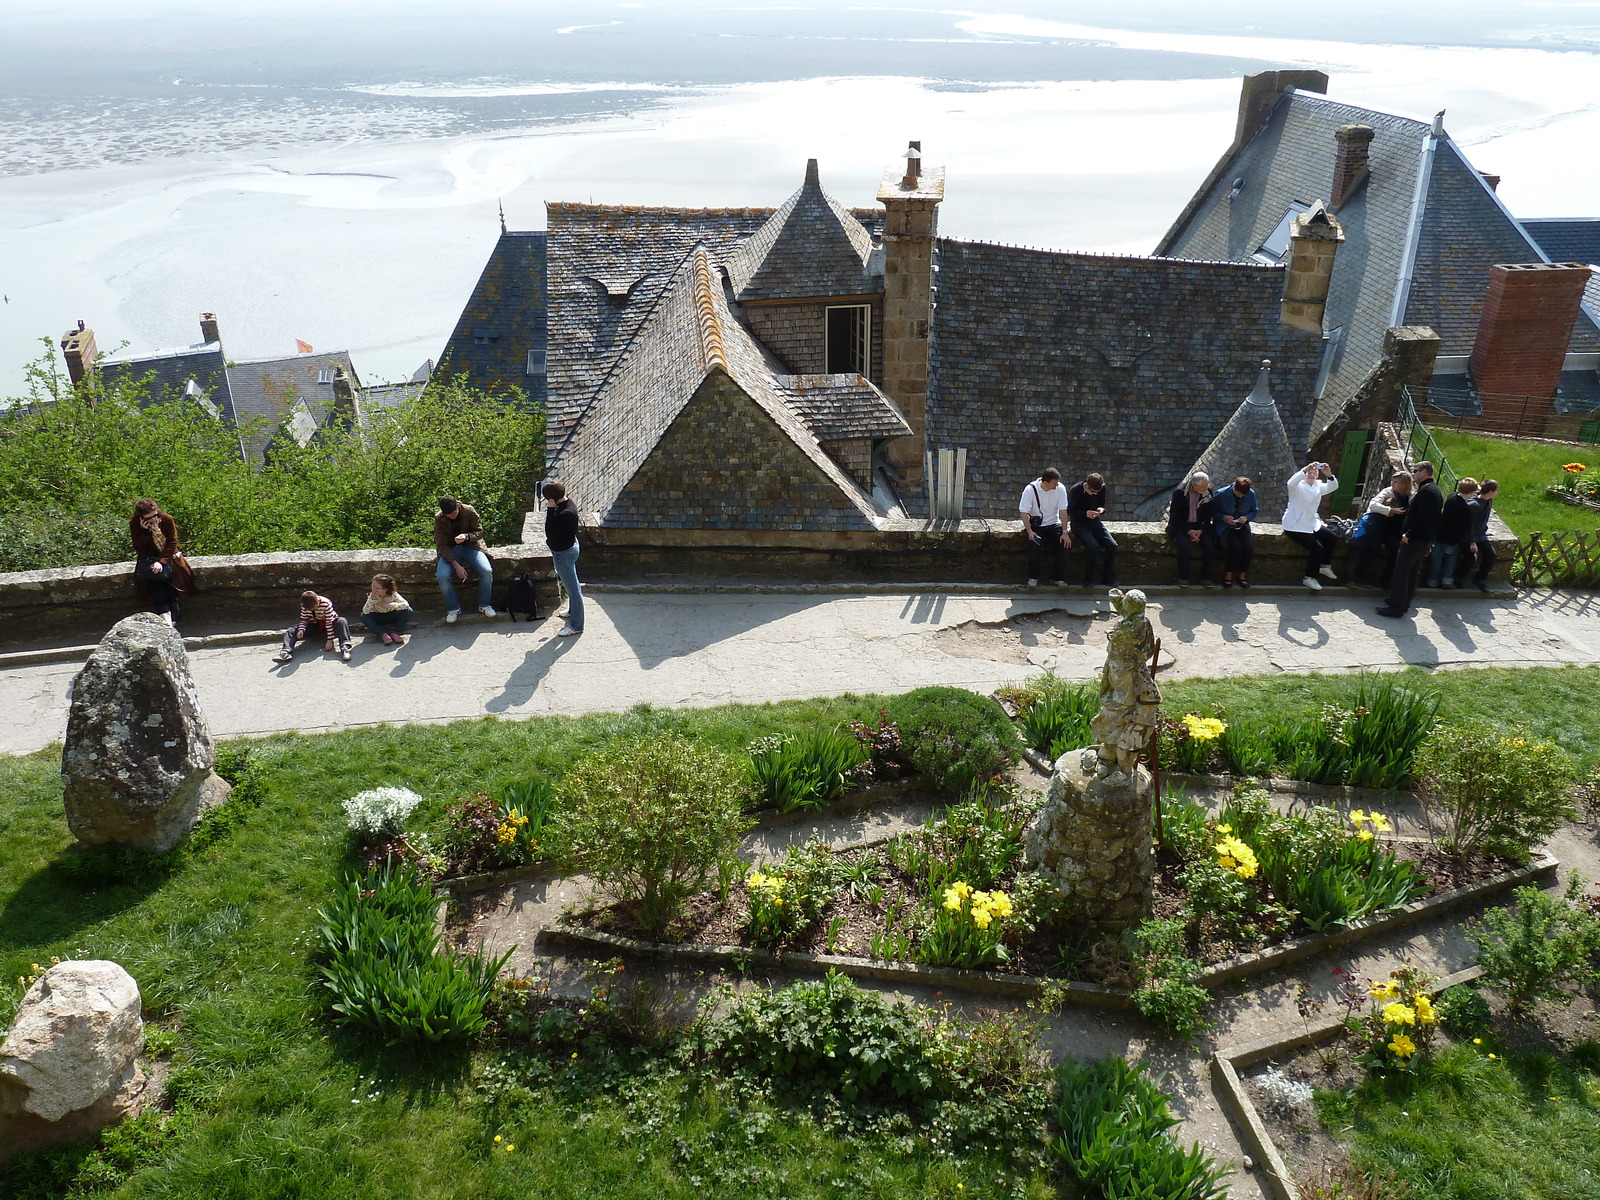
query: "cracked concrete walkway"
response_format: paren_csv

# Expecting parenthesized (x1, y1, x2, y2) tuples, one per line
(5, 588, 1599, 755)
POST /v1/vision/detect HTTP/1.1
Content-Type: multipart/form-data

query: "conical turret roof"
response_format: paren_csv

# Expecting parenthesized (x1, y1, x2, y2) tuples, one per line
(726, 159, 876, 303)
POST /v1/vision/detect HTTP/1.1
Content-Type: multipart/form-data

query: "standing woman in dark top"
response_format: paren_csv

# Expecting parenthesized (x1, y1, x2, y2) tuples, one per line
(543, 481, 584, 636)
(129, 498, 192, 625)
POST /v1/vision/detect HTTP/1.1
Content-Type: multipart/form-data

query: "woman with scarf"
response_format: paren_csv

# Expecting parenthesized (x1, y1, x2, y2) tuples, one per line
(129, 499, 193, 625)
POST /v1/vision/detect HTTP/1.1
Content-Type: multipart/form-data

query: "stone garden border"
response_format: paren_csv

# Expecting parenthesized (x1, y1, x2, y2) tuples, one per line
(1211, 964, 1485, 1200)
(535, 852, 1556, 1007)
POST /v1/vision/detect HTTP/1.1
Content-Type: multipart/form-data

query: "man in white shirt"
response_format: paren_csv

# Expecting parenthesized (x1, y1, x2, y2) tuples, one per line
(1018, 467, 1073, 586)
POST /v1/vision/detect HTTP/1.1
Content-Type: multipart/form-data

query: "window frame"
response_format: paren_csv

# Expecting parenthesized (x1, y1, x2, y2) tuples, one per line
(824, 304, 871, 377)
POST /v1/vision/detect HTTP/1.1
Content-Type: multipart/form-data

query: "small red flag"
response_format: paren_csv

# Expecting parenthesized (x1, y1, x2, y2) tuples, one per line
(295, 339, 314, 354)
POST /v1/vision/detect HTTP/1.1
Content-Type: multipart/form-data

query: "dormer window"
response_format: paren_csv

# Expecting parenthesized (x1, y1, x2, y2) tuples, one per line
(316, 368, 334, 385)
(525, 349, 547, 376)
(826, 305, 870, 376)
(1252, 203, 1310, 264)
(473, 328, 499, 346)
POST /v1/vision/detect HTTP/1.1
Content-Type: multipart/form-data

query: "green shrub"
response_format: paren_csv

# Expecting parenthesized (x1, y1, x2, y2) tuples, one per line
(886, 794, 1023, 891)
(314, 864, 510, 1043)
(1051, 1055, 1228, 1200)
(557, 736, 753, 936)
(1018, 681, 1096, 753)
(1159, 787, 1212, 858)
(885, 686, 1021, 794)
(1219, 718, 1275, 777)
(1251, 807, 1426, 933)
(747, 727, 867, 812)
(1126, 918, 1211, 1037)
(1465, 877, 1598, 1015)
(742, 837, 841, 946)
(496, 777, 557, 864)
(1435, 983, 1492, 1039)
(1246, 678, 1440, 788)
(1415, 722, 1575, 862)
(918, 880, 1015, 969)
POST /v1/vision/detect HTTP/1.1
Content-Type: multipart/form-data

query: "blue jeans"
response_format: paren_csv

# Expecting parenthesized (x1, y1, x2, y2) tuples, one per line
(360, 610, 411, 637)
(437, 545, 493, 611)
(1426, 543, 1461, 588)
(552, 543, 584, 630)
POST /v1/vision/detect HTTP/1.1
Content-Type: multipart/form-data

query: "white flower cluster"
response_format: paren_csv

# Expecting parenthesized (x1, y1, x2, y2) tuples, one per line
(1251, 1066, 1315, 1114)
(342, 786, 424, 838)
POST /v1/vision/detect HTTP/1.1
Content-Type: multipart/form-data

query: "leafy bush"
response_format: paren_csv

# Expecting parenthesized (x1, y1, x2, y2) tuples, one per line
(1465, 877, 1599, 1015)
(885, 686, 1021, 794)
(886, 794, 1024, 891)
(845, 711, 905, 781)
(1159, 787, 1212, 859)
(1018, 681, 1096, 754)
(747, 727, 867, 812)
(342, 786, 424, 844)
(1416, 722, 1576, 863)
(1219, 718, 1275, 777)
(1158, 710, 1227, 774)
(1124, 918, 1211, 1037)
(314, 863, 511, 1043)
(741, 838, 841, 946)
(557, 736, 753, 936)
(1435, 983, 1492, 1039)
(1051, 1055, 1228, 1200)
(0, 359, 543, 569)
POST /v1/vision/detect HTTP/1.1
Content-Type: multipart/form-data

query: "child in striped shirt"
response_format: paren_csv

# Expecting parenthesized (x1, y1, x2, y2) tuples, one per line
(273, 590, 353, 664)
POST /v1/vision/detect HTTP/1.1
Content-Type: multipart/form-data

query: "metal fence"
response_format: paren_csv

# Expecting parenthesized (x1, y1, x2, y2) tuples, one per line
(1394, 392, 1460, 494)
(1405, 384, 1600, 445)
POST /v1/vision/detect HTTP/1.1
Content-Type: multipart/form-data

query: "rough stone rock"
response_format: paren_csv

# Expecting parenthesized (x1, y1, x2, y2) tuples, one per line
(62, 613, 230, 851)
(1021, 746, 1155, 934)
(0, 961, 147, 1163)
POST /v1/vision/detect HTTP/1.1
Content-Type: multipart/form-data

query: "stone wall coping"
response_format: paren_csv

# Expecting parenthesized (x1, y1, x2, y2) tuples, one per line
(1212, 964, 1486, 1200)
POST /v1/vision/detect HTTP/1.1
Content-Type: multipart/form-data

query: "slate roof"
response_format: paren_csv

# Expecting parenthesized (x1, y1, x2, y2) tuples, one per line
(548, 246, 884, 529)
(926, 240, 1324, 519)
(725, 159, 878, 303)
(1157, 89, 1600, 435)
(224, 352, 359, 462)
(1524, 218, 1600, 317)
(773, 374, 910, 441)
(434, 231, 547, 407)
(1139, 361, 1301, 520)
(99, 343, 229, 412)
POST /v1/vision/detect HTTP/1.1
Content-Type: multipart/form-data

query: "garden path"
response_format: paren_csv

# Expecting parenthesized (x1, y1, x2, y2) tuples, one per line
(5, 587, 1598, 756)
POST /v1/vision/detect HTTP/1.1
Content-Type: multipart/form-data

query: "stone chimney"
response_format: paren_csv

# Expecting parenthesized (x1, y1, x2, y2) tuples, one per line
(1330, 124, 1374, 209)
(1470, 262, 1592, 406)
(1234, 69, 1329, 148)
(1279, 202, 1344, 334)
(1479, 171, 1500, 192)
(60, 320, 98, 387)
(331, 367, 356, 415)
(877, 140, 945, 484)
(199, 312, 221, 346)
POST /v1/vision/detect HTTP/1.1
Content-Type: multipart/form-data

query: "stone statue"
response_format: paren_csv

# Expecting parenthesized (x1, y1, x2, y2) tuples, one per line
(1089, 588, 1162, 777)
(1020, 588, 1159, 934)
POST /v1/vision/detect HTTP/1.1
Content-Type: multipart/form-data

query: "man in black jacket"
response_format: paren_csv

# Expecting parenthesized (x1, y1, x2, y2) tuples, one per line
(543, 481, 584, 636)
(1066, 472, 1117, 586)
(1378, 461, 1443, 618)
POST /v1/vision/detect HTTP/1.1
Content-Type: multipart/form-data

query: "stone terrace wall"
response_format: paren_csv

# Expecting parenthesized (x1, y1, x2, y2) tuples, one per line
(1, 547, 557, 649)
(524, 516, 1517, 586)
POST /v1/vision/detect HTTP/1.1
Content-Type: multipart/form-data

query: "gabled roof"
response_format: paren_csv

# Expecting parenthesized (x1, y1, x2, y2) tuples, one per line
(773, 373, 910, 441)
(543, 203, 773, 455)
(1524, 218, 1600, 317)
(224, 352, 358, 461)
(435, 230, 547, 406)
(725, 160, 877, 303)
(1138, 360, 1300, 519)
(548, 246, 884, 529)
(927, 239, 1323, 519)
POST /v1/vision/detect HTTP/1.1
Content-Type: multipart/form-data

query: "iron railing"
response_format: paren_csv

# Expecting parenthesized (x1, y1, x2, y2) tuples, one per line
(1394, 392, 1459, 494)
(1404, 384, 1600, 445)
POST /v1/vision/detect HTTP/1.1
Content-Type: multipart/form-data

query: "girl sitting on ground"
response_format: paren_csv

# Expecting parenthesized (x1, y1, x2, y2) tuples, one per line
(360, 574, 412, 645)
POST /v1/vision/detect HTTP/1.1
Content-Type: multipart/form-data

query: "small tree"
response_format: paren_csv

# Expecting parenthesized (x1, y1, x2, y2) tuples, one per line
(557, 737, 753, 936)
(1414, 722, 1574, 864)
(1465, 877, 1599, 1016)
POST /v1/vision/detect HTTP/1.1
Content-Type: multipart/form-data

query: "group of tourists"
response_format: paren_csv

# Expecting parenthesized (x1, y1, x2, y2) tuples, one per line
(1018, 460, 1499, 618)
(125, 481, 588, 665)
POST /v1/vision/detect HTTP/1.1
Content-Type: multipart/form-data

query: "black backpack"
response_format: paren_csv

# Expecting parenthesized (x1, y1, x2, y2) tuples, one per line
(505, 574, 540, 622)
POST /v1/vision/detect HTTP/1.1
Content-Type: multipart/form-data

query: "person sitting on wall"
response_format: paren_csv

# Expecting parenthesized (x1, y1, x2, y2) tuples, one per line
(435, 495, 496, 623)
(273, 590, 353, 664)
(1066, 472, 1117, 587)
(360, 573, 412, 645)
(1425, 477, 1479, 589)
(1165, 471, 1216, 588)
(1350, 471, 1412, 590)
(1018, 467, 1072, 587)
(1212, 475, 1258, 589)
(1282, 462, 1340, 591)
(129, 498, 194, 626)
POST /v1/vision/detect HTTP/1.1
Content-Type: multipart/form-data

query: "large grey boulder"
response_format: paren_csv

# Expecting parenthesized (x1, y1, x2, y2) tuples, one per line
(0, 961, 147, 1163)
(1022, 746, 1155, 935)
(62, 613, 230, 851)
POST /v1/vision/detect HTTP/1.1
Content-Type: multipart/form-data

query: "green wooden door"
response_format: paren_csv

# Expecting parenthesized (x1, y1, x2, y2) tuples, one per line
(1329, 429, 1370, 514)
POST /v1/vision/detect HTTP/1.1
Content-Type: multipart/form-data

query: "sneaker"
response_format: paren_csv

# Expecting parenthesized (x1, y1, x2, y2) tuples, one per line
(480, 605, 498, 618)
(1202, 579, 1216, 588)
(380, 633, 394, 645)
(340, 644, 352, 662)
(1052, 579, 1070, 587)
(1222, 579, 1234, 589)
(445, 609, 460, 624)
(1178, 579, 1190, 588)
(271, 649, 293, 664)
(557, 625, 581, 637)
(1476, 581, 1490, 594)
(1239, 579, 1251, 589)
(1319, 564, 1338, 580)
(1303, 575, 1323, 591)
(1025, 578, 1039, 587)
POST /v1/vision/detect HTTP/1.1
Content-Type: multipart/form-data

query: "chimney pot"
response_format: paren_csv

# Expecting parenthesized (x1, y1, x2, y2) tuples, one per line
(1330, 124, 1375, 209)
(199, 311, 221, 346)
(60, 323, 98, 387)
(901, 140, 922, 189)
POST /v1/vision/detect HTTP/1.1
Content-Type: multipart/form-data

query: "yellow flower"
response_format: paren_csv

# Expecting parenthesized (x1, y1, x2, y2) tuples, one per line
(1413, 995, 1436, 1025)
(1214, 836, 1259, 879)
(774, 898, 784, 907)
(1383, 1001, 1416, 1026)
(505, 1144, 515, 1153)
(1215, 824, 1233, 835)
(943, 886, 965, 911)
(1488, 1053, 1497, 1059)
(1350, 809, 1369, 826)
(1472, 1038, 1482, 1045)
(971, 909, 993, 930)
(1183, 714, 1227, 742)
(494, 1135, 502, 1143)
(1388, 1033, 1416, 1058)
(1370, 980, 1399, 1000)
(1369, 812, 1392, 833)
(1358, 829, 1375, 841)
(951, 881, 973, 899)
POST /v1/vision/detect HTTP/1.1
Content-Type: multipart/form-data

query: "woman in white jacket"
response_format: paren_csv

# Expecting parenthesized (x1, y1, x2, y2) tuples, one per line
(1282, 462, 1340, 590)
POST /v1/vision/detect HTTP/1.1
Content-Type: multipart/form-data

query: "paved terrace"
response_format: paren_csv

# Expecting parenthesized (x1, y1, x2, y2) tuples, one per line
(4, 586, 1597, 756)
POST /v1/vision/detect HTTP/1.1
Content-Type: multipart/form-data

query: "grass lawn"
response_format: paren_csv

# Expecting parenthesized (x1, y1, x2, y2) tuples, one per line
(1316, 1040, 1600, 1200)
(2, 667, 1598, 1197)
(1429, 428, 1600, 539)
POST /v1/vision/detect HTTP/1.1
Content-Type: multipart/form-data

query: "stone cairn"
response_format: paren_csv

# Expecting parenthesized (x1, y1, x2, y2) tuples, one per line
(1023, 589, 1160, 934)
(61, 613, 230, 853)
(0, 961, 147, 1163)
